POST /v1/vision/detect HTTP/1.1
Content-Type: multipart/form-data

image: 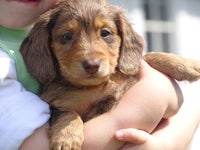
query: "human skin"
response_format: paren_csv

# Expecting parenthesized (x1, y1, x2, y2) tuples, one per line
(19, 123, 50, 150)
(115, 89, 200, 150)
(0, 0, 57, 29)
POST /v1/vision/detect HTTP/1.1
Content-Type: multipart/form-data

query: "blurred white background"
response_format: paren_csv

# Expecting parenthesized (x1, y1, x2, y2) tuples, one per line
(109, 0, 200, 61)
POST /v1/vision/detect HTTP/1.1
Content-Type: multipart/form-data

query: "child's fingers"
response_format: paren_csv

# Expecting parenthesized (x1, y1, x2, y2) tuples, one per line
(114, 128, 149, 144)
(115, 128, 164, 150)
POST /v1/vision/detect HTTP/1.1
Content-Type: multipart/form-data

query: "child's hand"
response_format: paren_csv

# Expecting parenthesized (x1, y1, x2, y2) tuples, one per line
(115, 128, 164, 150)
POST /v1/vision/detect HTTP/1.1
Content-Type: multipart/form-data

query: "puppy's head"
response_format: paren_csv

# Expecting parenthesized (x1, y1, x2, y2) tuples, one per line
(20, 0, 144, 86)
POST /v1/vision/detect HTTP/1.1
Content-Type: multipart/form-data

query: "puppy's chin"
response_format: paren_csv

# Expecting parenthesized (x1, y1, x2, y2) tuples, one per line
(66, 76, 109, 87)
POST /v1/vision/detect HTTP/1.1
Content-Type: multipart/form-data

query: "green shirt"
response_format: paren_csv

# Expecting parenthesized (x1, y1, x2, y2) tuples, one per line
(0, 25, 39, 94)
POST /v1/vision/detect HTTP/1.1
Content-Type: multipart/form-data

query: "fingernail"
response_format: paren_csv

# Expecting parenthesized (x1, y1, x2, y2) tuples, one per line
(115, 131, 124, 138)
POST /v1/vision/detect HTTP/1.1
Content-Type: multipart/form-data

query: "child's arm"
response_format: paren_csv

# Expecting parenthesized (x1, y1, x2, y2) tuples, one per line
(0, 49, 50, 150)
(19, 123, 50, 150)
(115, 81, 200, 150)
(81, 61, 183, 150)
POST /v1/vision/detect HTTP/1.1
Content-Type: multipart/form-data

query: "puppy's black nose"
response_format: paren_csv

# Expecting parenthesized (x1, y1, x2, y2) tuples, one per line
(82, 59, 100, 74)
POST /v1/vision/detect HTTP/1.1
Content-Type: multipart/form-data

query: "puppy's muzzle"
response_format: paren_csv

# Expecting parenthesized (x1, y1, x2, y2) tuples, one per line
(82, 58, 100, 74)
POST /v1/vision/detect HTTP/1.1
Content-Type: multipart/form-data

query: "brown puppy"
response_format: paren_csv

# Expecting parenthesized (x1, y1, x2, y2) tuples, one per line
(20, 0, 200, 149)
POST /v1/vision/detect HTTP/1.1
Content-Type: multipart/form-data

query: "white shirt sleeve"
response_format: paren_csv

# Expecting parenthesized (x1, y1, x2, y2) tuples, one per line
(178, 80, 200, 150)
(179, 81, 200, 100)
(0, 49, 50, 150)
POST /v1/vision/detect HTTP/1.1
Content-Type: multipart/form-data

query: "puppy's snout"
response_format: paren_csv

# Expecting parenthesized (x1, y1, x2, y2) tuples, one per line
(82, 59, 100, 74)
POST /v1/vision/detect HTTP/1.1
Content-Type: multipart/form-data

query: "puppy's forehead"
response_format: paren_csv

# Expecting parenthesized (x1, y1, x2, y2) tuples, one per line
(56, 0, 117, 27)
(59, 0, 108, 14)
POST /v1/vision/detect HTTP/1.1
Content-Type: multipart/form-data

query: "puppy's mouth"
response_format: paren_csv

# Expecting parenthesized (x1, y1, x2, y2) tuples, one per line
(80, 76, 108, 86)
(85, 73, 99, 79)
(83, 70, 109, 84)
(63, 59, 110, 86)
(87, 76, 103, 80)
(70, 72, 109, 86)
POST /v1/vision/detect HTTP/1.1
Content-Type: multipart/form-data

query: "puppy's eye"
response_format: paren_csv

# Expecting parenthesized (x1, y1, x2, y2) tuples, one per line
(101, 28, 111, 38)
(62, 32, 73, 42)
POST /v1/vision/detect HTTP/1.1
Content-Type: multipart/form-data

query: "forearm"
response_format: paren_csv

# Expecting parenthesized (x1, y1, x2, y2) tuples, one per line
(153, 98, 200, 150)
(19, 123, 50, 150)
(154, 82, 200, 150)
(114, 98, 200, 150)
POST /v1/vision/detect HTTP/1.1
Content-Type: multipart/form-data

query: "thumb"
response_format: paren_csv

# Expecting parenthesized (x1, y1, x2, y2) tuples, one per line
(114, 128, 150, 144)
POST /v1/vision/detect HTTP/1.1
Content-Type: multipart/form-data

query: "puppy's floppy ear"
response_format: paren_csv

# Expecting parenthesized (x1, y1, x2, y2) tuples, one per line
(115, 10, 144, 75)
(20, 9, 59, 84)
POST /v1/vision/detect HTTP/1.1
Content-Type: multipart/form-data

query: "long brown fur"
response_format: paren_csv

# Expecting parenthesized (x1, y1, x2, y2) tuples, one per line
(20, 0, 200, 149)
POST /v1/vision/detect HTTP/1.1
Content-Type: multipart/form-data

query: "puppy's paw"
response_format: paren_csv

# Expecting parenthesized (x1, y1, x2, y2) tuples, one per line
(50, 130, 83, 150)
(50, 112, 84, 150)
(144, 52, 200, 82)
